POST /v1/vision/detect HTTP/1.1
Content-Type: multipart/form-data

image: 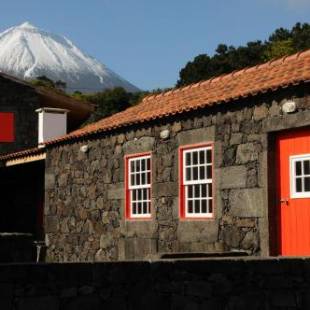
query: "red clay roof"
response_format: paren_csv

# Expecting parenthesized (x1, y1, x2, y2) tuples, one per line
(0, 72, 94, 125)
(1, 50, 309, 162)
(0, 146, 45, 161)
(44, 49, 310, 146)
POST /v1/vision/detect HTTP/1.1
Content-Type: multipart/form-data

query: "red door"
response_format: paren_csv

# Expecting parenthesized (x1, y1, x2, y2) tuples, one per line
(276, 128, 310, 255)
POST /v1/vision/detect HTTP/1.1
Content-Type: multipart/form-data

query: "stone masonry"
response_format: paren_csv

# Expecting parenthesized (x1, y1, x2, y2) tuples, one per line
(0, 75, 39, 155)
(45, 84, 310, 262)
(1, 258, 310, 310)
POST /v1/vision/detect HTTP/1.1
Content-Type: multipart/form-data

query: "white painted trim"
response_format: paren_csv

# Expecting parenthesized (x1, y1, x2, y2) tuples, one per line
(290, 153, 310, 199)
(128, 155, 152, 218)
(182, 146, 213, 217)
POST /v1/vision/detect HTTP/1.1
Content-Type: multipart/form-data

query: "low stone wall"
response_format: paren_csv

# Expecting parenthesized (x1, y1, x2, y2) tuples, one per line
(1, 257, 310, 309)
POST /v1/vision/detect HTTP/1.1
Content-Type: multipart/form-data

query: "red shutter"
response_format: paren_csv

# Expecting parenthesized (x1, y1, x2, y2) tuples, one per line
(0, 113, 15, 142)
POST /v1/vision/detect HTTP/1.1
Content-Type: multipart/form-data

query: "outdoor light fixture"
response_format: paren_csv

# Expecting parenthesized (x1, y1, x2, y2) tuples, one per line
(80, 145, 89, 153)
(160, 129, 170, 139)
(282, 100, 297, 114)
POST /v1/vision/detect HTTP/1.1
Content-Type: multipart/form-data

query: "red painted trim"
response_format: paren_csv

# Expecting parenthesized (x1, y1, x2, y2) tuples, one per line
(178, 142, 216, 221)
(0, 112, 15, 142)
(124, 152, 152, 221)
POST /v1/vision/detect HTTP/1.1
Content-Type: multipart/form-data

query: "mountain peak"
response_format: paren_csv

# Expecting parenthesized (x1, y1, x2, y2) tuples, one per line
(18, 22, 37, 30)
(0, 23, 139, 93)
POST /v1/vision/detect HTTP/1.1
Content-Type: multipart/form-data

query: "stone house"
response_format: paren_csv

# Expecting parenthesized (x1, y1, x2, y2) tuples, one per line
(0, 73, 93, 250)
(1, 49, 310, 262)
(0, 72, 93, 156)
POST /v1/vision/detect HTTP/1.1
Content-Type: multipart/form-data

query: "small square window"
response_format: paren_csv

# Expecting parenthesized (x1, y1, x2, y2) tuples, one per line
(290, 154, 310, 198)
(0, 112, 15, 142)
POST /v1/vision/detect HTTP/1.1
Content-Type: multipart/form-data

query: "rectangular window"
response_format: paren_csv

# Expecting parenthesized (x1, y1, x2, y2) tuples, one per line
(0, 112, 14, 142)
(125, 153, 152, 219)
(180, 144, 214, 219)
(290, 154, 310, 198)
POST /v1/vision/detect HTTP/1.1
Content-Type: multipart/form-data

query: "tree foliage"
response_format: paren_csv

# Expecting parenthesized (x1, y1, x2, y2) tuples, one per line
(30, 75, 67, 92)
(77, 86, 172, 126)
(80, 87, 147, 125)
(177, 22, 310, 87)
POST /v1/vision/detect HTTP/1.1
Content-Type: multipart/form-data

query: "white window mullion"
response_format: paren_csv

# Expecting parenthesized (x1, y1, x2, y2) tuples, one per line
(183, 146, 213, 218)
(290, 154, 310, 198)
(128, 155, 152, 218)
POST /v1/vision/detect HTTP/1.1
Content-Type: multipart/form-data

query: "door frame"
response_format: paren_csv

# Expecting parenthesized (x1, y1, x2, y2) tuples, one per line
(268, 126, 310, 256)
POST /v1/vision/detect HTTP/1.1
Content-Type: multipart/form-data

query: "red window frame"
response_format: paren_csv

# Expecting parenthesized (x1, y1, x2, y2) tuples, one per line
(124, 152, 152, 220)
(179, 143, 215, 220)
(0, 112, 15, 142)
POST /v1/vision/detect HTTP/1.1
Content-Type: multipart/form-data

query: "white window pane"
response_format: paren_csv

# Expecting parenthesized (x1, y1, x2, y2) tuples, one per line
(193, 152, 198, 165)
(305, 177, 310, 192)
(141, 159, 146, 171)
(142, 202, 147, 214)
(186, 168, 191, 181)
(296, 161, 302, 176)
(304, 160, 310, 175)
(142, 173, 146, 184)
(128, 155, 151, 217)
(188, 185, 193, 198)
(132, 203, 137, 214)
(207, 150, 212, 163)
(138, 189, 142, 200)
(207, 166, 212, 179)
(201, 200, 207, 213)
(131, 174, 135, 186)
(188, 200, 193, 213)
(194, 200, 200, 213)
(208, 200, 213, 213)
(296, 178, 302, 192)
(208, 184, 212, 197)
(199, 150, 205, 164)
(185, 152, 191, 166)
(194, 185, 200, 198)
(201, 184, 207, 197)
(199, 166, 205, 179)
(130, 161, 135, 173)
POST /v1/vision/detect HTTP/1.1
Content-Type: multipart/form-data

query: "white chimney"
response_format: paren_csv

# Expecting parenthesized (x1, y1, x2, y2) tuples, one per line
(35, 108, 69, 144)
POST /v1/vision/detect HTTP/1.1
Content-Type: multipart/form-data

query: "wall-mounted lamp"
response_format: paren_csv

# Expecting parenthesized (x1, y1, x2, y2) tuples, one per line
(160, 129, 170, 140)
(282, 100, 297, 114)
(80, 145, 89, 153)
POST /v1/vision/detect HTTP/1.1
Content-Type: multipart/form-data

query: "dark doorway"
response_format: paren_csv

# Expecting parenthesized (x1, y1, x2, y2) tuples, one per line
(0, 160, 45, 240)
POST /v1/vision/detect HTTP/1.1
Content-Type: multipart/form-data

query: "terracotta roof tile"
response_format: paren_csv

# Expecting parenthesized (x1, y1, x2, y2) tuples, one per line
(0, 146, 45, 161)
(22, 50, 310, 146)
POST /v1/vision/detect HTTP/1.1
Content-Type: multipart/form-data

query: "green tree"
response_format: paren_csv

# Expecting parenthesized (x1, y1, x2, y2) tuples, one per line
(177, 22, 310, 87)
(31, 75, 55, 88)
(81, 87, 145, 125)
(55, 80, 67, 91)
(263, 39, 295, 61)
(291, 22, 310, 51)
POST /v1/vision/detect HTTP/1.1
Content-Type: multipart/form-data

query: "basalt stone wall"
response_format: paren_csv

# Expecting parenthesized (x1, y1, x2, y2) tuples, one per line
(45, 84, 310, 262)
(1, 258, 310, 309)
(0, 76, 39, 155)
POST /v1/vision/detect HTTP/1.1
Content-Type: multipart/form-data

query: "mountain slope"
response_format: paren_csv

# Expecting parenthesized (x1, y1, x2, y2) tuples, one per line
(0, 22, 139, 93)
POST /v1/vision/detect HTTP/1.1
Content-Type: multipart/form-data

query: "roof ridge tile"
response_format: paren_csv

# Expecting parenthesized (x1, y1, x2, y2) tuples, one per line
(41, 48, 310, 147)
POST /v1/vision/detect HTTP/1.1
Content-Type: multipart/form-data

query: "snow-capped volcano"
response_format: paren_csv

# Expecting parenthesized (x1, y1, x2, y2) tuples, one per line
(0, 22, 139, 93)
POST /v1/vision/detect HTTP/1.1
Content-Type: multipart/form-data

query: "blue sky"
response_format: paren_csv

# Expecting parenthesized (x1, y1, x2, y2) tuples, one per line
(0, 0, 309, 90)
